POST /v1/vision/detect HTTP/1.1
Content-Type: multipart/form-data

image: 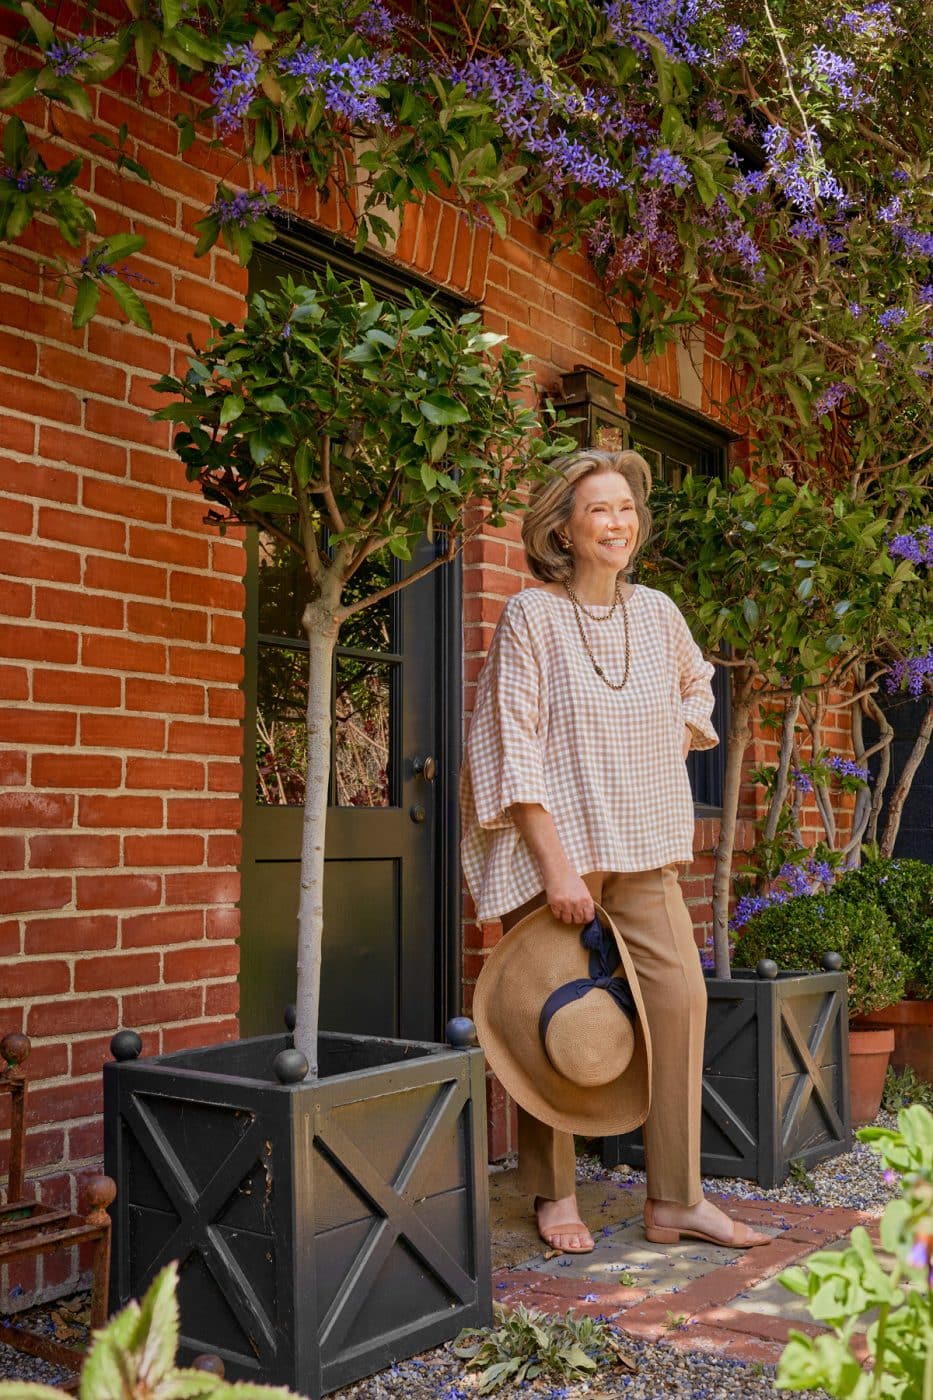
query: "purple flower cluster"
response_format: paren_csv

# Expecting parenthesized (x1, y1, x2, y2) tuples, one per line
(791, 766, 813, 792)
(353, 1, 396, 41)
(730, 857, 835, 929)
(807, 46, 867, 109)
(761, 126, 845, 213)
(888, 526, 933, 567)
(907, 1237, 933, 1285)
(885, 650, 933, 697)
(211, 44, 260, 132)
(0, 166, 57, 193)
(877, 305, 907, 331)
(848, 302, 863, 318)
(827, 755, 870, 782)
(46, 36, 102, 77)
(836, 1, 897, 40)
(279, 48, 402, 126)
(79, 256, 117, 278)
(640, 145, 689, 189)
(699, 197, 763, 279)
(603, 0, 706, 65)
(814, 382, 847, 416)
(209, 184, 277, 228)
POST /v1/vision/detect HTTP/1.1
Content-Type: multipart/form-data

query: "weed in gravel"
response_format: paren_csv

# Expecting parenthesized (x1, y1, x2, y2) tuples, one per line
(453, 1303, 634, 1393)
(788, 1158, 818, 1193)
(881, 1064, 933, 1113)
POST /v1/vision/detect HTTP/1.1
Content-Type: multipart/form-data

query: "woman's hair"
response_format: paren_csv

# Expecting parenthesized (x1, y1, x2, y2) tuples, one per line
(521, 448, 653, 583)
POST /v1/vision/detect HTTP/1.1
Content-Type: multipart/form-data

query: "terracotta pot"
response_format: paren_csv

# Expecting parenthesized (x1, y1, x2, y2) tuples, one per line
(848, 1026, 895, 1126)
(852, 1000, 933, 1085)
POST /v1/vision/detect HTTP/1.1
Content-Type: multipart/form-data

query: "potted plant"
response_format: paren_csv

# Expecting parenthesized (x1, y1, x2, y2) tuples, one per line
(833, 858, 933, 1085)
(103, 268, 569, 1399)
(730, 893, 909, 1125)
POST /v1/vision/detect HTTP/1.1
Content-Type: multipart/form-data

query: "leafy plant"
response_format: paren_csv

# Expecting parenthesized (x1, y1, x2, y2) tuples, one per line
(882, 1066, 933, 1115)
(732, 895, 908, 1018)
(832, 860, 933, 999)
(776, 1105, 933, 1398)
(0, 1261, 301, 1399)
(153, 266, 570, 1069)
(453, 1303, 631, 1393)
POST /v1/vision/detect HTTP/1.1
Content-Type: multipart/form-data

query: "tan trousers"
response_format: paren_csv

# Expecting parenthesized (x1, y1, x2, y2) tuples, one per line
(504, 867, 706, 1207)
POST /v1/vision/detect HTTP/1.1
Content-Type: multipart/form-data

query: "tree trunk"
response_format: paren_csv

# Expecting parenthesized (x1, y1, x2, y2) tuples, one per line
(763, 694, 800, 843)
(712, 667, 754, 979)
(293, 599, 341, 1075)
(880, 694, 933, 858)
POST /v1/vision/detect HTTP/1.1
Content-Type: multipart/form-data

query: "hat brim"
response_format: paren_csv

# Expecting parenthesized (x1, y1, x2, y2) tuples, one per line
(473, 902, 652, 1136)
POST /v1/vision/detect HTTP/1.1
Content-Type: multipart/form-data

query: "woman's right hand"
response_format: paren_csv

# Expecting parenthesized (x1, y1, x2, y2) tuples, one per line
(544, 870, 595, 925)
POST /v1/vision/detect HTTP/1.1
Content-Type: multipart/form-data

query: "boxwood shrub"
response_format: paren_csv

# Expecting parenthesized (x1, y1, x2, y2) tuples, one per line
(829, 859, 933, 999)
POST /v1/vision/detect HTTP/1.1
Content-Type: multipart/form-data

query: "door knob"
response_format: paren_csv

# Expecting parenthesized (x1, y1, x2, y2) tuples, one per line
(413, 755, 437, 781)
(409, 804, 426, 823)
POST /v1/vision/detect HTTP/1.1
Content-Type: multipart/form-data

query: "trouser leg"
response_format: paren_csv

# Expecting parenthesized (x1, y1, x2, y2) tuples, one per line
(504, 873, 605, 1201)
(602, 866, 706, 1206)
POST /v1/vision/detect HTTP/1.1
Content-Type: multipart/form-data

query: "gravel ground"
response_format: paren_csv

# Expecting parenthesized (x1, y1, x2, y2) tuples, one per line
(2, 1118, 896, 1398)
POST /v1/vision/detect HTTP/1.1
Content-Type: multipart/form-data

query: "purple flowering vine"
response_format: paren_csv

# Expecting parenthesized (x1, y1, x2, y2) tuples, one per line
(884, 649, 933, 697)
(46, 36, 102, 78)
(814, 382, 847, 416)
(888, 526, 933, 568)
(209, 184, 278, 228)
(211, 44, 261, 132)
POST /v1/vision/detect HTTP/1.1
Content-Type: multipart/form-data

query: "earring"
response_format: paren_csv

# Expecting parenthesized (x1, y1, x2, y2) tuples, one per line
(558, 533, 570, 548)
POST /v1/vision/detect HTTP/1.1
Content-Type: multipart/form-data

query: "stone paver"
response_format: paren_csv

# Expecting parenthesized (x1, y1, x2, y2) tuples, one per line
(492, 1192, 879, 1364)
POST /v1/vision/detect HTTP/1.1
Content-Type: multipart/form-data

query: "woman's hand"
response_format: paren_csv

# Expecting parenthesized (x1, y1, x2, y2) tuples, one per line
(544, 870, 595, 925)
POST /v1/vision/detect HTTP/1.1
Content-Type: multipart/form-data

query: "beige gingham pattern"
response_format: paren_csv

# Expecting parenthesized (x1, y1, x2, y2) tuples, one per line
(461, 586, 718, 923)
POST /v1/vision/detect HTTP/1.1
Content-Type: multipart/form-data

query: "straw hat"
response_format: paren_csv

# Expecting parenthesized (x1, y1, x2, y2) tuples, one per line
(473, 903, 652, 1136)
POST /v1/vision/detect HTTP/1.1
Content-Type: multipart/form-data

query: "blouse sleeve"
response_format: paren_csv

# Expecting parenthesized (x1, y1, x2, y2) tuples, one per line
(669, 602, 719, 752)
(464, 599, 549, 830)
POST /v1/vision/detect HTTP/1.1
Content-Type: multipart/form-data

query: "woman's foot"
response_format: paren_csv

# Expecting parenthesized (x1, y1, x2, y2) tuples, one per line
(644, 1196, 770, 1249)
(534, 1194, 595, 1253)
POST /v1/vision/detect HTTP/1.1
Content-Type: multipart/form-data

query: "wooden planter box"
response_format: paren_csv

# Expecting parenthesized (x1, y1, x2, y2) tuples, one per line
(603, 967, 852, 1188)
(104, 1030, 491, 1399)
(852, 999, 933, 1085)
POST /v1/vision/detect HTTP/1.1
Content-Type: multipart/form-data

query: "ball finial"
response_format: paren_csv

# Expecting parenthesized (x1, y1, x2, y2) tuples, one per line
(110, 1030, 143, 1062)
(273, 1048, 308, 1084)
(1, 1032, 30, 1068)
(446, 1016, 478, 1049)
(822, 951, 843, 972)
(756, 959, 779, 980)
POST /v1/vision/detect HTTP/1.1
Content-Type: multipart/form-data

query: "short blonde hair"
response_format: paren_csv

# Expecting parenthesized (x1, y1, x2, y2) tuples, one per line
(522, 449, 653, 583)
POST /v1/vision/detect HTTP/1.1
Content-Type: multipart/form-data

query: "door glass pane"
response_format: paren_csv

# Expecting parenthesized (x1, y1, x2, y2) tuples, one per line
(256, 643, 307, 806)
(258, 535, 310, 642)
(335, 654, 394, 807)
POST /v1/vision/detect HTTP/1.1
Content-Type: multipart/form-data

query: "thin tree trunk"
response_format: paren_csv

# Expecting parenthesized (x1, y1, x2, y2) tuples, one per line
(864, 694, 893, 847)
(294, 599, 341, 1075)
(841, 682, 871, 863)
(763, 694, 801, 843)
(712, 667, 754, 979)
(880, 694, 933, 857)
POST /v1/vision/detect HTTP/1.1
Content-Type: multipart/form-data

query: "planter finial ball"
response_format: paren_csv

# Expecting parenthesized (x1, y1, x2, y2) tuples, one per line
(756, 959, 779, 980)
(1, 1032, 30, 1068)
(274, 1048, 308, 1084)
(110, 1030, 143, 1062)
(446, 1017, 477, 1049)
(822, 951, 843, 971)
(284, 1004, 297, 1032)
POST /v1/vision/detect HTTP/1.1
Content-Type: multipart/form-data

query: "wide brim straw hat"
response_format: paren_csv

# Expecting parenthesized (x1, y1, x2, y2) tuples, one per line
(473, 902, 652, 1137)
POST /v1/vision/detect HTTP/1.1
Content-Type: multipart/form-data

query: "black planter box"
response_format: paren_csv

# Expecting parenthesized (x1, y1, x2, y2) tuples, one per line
(104, 1031, 491, 1397)
(603, 968, 853, 1188)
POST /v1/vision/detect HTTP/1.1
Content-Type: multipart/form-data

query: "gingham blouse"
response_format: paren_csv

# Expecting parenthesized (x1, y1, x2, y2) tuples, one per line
(461, 585, 718, 922)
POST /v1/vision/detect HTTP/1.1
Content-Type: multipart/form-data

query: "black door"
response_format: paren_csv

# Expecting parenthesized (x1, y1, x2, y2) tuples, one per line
(239, 529, 455, 1042)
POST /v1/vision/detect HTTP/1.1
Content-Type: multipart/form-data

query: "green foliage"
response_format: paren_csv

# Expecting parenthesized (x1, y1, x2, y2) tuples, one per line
(776, 1105, 933, 1398)
(732, 895, 908, 1017)
(882, 1065, 933, 1115)
(0, 1261, 302, 1399)
(833, 860, 933, 999)
(453, 1303, 632, 1393)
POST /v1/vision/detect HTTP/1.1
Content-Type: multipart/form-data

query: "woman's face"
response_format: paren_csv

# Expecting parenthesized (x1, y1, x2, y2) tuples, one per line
(563, 470, 638, 578)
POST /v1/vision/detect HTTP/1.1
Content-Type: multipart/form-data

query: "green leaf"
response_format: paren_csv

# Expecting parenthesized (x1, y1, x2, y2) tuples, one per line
(248, 492, 297, 513)
(689, 156, 717, 207)
(3, 116, 28, 167)
(72, 276, 101, 328)
(419, 392, 469, 425)
(742, 596, 759, 626)
(135, 1263, 179, 1389)
(107, 276, 152, 332)
(161, 0, 183, 30)
(0, 68, 39, 108)
(20, 1, 54, 48)
(253, 392, 289, 412)
(220, 395, 244, 425)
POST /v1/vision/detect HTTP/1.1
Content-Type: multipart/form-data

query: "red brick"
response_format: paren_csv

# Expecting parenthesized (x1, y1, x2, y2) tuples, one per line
(0, 833, 24, 870)
(169, 571, 243, 611)
(0, 665, 28, 700)
(33, 669, 122, 708)
(0, 791, 75, 828)
(0, 709, 77, 746)
(211, 540, 246, 577)
(68, 1119, 105, 1162)
(127, 600, 208, 643)
(70, 1033, 119, 1080)
(26, 997, 118, 1036)
(124, 833, 204, 865)
(32, 753, 123, 790)
(125, 756, 204, 791)
(0, 328, 37, 374)
(207, 834, 240, 866)
(28, 1081, 102, 1128)
(25, 914, 118, 954)
(0, 920, 21, 956)
(87, 319, 172, 377)
(0, 412, 35, 455)
(84, 399, 170, 451)
(129, 526, 209, 569)
(211, 614, 245, 648)
(37, 507, 125, 553)
(0, 496, 34, 535)
(0, 622, 78, 665)
(207, 761, 242, 793)
(15, 1041, 69, 1082)
(80, 713, 165, 751)
(122, 985, 203, 1025)
(205, 981, 239, 1016)
(207, 687, 244, 720)
(0, 751, 26, 786)
(124, 678, 205, 718)
(35, 586, 124, 630)
(84, 555, 166, 599)
(0, 370, 81, 425)
(78, 794, 163, 828)
(39, 345, 126, 400)
(166, 797, 241, 830)
(74, 874, 162, 909)
(164, 942, 238, 983)
(30, 834, 120, 869)
(38, 425, 126, 477)
(205, 906, 238, 940)
(0, 458, 75, 507)
(121, 907, 204, 947)
(82, 633, 166, 675)
(130, 447, 187, 488)
(82, 476, 167, 525)
(161, 1018, 239, 1053)
(168, 721, 242, 756)
(74, 951, 159, 991)
(0, 958, 70, 995)
(169, 646, 243, 681)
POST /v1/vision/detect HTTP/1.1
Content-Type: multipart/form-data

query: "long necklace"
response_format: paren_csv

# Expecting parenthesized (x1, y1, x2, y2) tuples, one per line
(563, 576, 623, 622)
(563, 579, 632, 690)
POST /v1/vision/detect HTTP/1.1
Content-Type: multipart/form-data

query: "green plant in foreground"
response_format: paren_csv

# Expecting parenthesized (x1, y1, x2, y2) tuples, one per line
(0, 1261, 302, 1400)
(453, 1303, 632, 1394)
(883, 1066, 933, 1116)
(775, 1104, 933, 1398)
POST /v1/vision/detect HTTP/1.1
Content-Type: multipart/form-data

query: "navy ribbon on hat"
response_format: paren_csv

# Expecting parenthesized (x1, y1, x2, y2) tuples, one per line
(538, 915, 636, 1063)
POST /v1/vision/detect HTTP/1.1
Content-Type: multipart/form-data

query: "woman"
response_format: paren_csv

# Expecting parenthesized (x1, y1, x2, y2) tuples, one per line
(462, 448, 769, 1253)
